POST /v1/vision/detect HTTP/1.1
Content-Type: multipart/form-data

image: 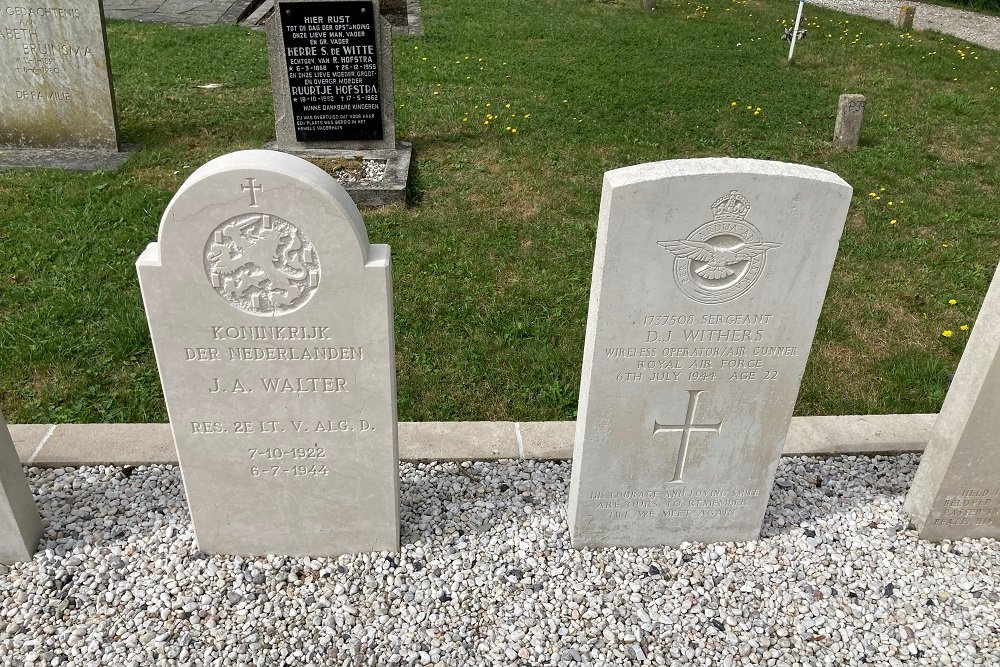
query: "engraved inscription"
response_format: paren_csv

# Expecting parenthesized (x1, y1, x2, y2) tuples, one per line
(652, 389, 723, 483)
(607, 312, 794, 385)
(588, 486, 761, 522)
(204, 213, 320, 316)
(930, 488, 1000, 527)
(279, 0, 383, 141)
(659, 191, 781, 304)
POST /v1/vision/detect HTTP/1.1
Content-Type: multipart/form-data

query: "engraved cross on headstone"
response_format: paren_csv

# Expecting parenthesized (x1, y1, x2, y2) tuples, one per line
(652, 389, 723, 483)
(242, 177, 263, 207)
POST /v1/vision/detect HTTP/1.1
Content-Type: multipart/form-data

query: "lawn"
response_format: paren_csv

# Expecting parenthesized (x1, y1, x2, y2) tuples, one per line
(0, 0, 997, 424)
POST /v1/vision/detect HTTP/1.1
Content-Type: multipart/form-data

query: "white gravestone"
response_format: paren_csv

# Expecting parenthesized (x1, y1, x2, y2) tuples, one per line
(904, 262, 1000, 541)
(568, 158, 852, 548)
(137, 150, 399, 556)
(0, 409, 43, 563)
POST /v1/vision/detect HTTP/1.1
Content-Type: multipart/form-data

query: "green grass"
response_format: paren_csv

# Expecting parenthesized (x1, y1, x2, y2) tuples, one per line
(1, 0, 997, 424)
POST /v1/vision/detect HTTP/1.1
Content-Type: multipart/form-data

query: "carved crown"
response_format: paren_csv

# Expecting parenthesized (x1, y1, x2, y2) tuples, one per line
(711, 190, 751, 220)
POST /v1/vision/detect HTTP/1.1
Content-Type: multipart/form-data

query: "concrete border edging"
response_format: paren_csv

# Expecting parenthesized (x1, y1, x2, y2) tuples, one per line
(9, 414, 935, 467)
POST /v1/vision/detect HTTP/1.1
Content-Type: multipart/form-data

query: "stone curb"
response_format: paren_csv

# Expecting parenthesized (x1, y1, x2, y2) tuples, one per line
(8, 414, 934, 467)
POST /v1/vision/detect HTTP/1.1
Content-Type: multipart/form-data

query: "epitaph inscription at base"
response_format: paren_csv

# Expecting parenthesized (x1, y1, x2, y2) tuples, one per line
(904, 261, 1000, 541)
(137, 150, 399, 556)
(568, 159, 852, 548)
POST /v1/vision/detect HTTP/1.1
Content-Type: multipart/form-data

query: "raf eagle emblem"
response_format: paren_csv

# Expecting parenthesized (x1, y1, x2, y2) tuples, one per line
(657, 240, 782, 280)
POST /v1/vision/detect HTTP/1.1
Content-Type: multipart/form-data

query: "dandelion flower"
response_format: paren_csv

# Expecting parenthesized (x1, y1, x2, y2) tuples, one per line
(960, 325, 969, 331)
(890, 219, 897, 225)
(943, 330, 954, 338)
(949, 299, 957, 305)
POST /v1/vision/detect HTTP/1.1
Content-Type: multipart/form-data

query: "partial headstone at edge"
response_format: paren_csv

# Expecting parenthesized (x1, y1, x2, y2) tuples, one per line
(137, 149, 399, 556)
(903, 261, 1000, 541)
(265, 0, 411, 206)
(0, 0, 132, 171)
(0, 410, 43, 564)
(568, 158, 852, 548)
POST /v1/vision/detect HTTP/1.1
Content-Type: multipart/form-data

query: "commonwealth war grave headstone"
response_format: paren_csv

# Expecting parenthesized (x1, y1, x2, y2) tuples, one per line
(137, 149, 399, 556)
(265, 0, 411, 205)
(903, 261, 1000, 541)
(568, 158, 852, 548)
(0, 0, 130, 170)
(0, 409, 43, 563)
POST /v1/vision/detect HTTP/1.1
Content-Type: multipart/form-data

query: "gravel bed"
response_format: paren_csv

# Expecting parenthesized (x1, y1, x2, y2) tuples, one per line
(2, 455, 998, 666)
(807, 0, 1000, 50)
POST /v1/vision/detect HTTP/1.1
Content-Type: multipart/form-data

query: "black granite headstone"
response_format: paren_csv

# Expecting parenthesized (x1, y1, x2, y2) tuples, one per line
(278, 0, 384, 142)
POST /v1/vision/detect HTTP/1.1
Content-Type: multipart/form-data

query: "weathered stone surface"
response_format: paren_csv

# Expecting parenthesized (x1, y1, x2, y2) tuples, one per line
(266, 0, 396, 150)
(0, 410, 42, 564)
(894, 4, 916, 30)
(904, 262, 1000, 541)
(833, 94, 866, 149)
(0, 0, 119, 150)
(568, 158, 852, 548)
(137, 149, 398, 556)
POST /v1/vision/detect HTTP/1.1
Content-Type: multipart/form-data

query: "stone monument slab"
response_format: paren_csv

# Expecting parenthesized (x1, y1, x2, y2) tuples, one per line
(137, 149, 399, 556)
(0, 0, 130, 170)
(265, 0, 410, 205)
(903, 262, 1000, 541)
(267, 0, 394, 149)
(568, 158, 852, 548)
(833, 94, 866, 150)
(0, 410, 43, 563)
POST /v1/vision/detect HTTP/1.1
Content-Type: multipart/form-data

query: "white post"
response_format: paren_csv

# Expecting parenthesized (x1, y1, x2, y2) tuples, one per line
(788, 0, 805, 62)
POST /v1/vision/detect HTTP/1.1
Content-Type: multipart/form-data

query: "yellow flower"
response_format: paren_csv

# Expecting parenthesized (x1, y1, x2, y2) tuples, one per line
(948, 299, 957, 305)
(942, 330, 953, 338)
(730, 101, 737, 107)
(890, 219, 897, 225)
(511, 128, 517, 133)
(960, 325, 969, 331)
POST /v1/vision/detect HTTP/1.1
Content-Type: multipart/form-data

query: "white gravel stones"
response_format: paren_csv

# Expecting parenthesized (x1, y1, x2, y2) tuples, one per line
(807, 0, 1000, 50)
(0, 455, 998, 665)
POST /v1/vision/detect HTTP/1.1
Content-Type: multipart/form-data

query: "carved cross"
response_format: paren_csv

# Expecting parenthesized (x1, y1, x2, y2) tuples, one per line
(242, 177, 263, 207)
(652, 389, 723, 483)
